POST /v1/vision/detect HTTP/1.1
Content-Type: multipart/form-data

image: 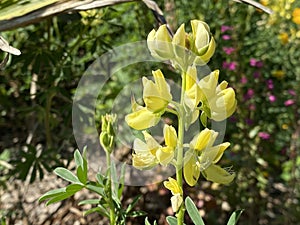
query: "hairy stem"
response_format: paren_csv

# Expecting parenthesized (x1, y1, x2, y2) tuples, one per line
(106, 151, 116, 225)
(176, 71, 187, 225)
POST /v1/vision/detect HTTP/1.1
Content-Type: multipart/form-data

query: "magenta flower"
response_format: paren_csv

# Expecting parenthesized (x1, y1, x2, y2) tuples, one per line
(253, 71, 261, 79)
(245, 118, 254, 125)
(222, 35, 231, 40)
(284, 99, 295, 106)
(268, 95, 276, 102)
(250, 58, 257, 67)
(221, 25, 233, 33)
(240, 76, 247, 84)
(256, 61, 263, 68)
(258, 132, 270, 140)
(223, 61, 238, 71)
(244, 89, 255, 100)
(223, 47, 235, 55)
(250, 58, 263, 68)
(266, 79, 274, 90)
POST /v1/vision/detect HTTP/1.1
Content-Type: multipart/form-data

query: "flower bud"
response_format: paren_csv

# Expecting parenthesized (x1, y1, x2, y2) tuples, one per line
(147, 25, 174, 60)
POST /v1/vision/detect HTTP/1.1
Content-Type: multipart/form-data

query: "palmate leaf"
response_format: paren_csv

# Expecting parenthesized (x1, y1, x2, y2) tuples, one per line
(185, 196, 205, 225)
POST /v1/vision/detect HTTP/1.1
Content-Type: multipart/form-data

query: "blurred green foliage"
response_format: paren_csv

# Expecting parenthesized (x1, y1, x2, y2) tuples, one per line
(0, 0, 300, 224)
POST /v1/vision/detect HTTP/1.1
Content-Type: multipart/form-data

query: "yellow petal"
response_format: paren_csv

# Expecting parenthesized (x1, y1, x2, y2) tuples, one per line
(142, 70, 172, 112)
(185, 66, 197, 91)
(212, 142, 230, 163)
(163, 177, 182, 195)
(191, 128, 218, 151)
(202, 164, 235, 184)
(164, 125, 177, 148)
(198, 70, 219, 100)
(125, 107, 161, 130)
(172, 24, 186, 60)
(156, 147, 174, 166)
(132, 153, 158, 170)
(183, 150, 200, 186)
(191, 20, 210, 50)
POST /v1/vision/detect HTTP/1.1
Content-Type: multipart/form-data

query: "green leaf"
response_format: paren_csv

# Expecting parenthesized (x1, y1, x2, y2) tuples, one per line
(166, 216, 177, 225)
(66, 183, 84, 192)
(145, 217, 157, 225)
(86, 184, 105, 196)
(39, 187, 66, 202)
(83, 205, 109, 217)
(126, 210, 147, 218)
(126, 195, 142, 213)
(96, 173, 105, 186)
(45, 192, 75, 205)
(74, 149, 83, 168)
(76, 166, 87, 184)
(54, 167, 80, 183)
(226, 209, 244, 225)
(78, 199, 100, 206)
(185, 196, 205, 225)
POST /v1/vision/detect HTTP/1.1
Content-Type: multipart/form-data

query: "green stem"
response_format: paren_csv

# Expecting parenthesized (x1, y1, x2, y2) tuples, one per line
(106, 151, 116, 225)
(176, 71, 187, 225)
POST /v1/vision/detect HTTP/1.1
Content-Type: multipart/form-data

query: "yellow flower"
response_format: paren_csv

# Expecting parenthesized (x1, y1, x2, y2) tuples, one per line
(156, 125, 177, 166)
(198, 70, 237, 121)
(279, 32, 289, 44)
(143, 69, 172, 113)
(125, 96, 162, 130)
(147, 20, 215, 71)
(126, 70, 172, 130)
(132, 131, 160, 169)
(132, 125, 177, 169)
(183, 129, 235, 186)
(147, 25, 174, 60)
(190, 20, 216, 66)
(272, 70, 285, 79)
(292, 8, 300, 24)
(164, 177, 183, 212)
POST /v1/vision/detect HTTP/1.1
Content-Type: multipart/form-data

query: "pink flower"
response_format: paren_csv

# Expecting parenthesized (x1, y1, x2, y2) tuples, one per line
(288, 89, 296, 96)
(240, 76, 248, 84)
(284, 99, 295, 106)
(268, 95, 276, 102)
(223, 47, 235, 55)
(223, 61, 238, 71)
(244, 89, 255, 100)
(222, 35, 231, 40)
(221, 25, 233, 33)
(266, 79, 274, 90)
(249, 104, 256, 111)
(258, 132, 270, 140)
(250, 58, 257, 67)
(250, 58, 263, 68)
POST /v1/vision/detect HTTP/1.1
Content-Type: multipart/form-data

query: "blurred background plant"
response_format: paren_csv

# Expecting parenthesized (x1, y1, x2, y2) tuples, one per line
(0, 0, 299, 224)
